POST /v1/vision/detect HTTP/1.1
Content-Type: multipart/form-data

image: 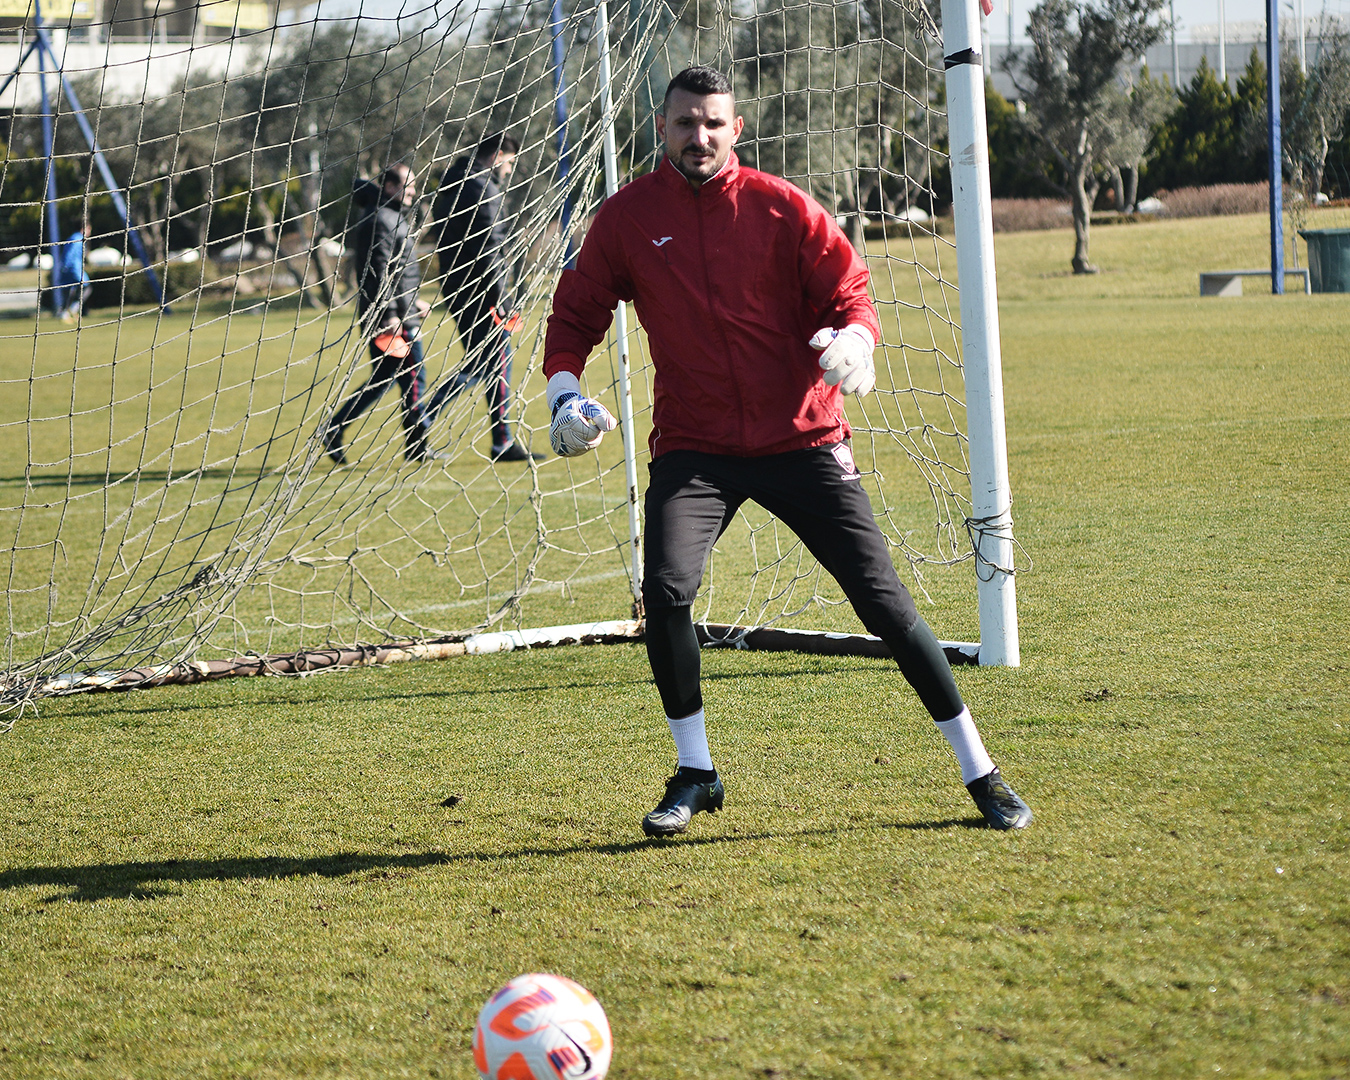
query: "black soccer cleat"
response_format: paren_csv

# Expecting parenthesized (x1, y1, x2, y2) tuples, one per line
(322, 425, 347, 466)
(966, 767, 1033, 830)
(492, 440, 545, 463)
(642, 767, 725, 837)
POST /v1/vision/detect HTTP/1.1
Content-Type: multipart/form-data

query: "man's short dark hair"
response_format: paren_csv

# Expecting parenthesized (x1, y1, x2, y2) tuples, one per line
(382, 164, 411, 188)
(662, 66, 733, 110)
(476, 132, 521, 159)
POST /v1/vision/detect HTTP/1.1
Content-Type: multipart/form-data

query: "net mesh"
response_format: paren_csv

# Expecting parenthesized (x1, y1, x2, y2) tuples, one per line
(0, 0, 975, 723)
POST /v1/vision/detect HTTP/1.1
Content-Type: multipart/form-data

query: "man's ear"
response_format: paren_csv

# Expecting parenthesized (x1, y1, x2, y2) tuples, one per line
(655, 112, 667, 141)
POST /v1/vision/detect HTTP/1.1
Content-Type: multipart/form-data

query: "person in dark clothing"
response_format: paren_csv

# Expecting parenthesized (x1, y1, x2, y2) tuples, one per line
(428, 132, 541, 462)
(325, 164, 438, 465)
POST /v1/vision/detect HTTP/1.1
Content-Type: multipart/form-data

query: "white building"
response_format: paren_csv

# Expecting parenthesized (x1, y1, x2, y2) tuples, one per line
(981, 16, 1344, 100)
(0, 0, 311, 110)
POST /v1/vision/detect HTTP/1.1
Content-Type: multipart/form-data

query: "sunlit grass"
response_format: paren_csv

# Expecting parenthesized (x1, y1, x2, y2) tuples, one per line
(0, 213, 1346, 1078)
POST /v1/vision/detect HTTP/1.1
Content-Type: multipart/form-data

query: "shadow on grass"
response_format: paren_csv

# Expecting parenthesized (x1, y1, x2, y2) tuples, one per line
(0, 467, 282, 489)
(46, 662, 887, 718)
(0, 818, 988, 902)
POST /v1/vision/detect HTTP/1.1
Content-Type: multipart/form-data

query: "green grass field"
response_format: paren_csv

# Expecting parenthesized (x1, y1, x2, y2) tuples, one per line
(0, 249, 972, 668)
(0, 213, 1346, 1078)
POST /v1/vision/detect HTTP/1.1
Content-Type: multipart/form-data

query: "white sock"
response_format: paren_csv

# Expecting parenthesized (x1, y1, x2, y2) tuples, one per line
(934, 707, 996, 785)
(667, 708, 714, 772)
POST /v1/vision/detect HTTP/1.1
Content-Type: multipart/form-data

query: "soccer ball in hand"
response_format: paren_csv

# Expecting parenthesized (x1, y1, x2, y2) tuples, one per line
(473, 973, 612, 1080)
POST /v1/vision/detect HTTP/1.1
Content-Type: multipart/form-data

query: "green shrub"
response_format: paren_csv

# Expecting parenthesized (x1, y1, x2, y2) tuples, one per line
(87, 261, 208, 308)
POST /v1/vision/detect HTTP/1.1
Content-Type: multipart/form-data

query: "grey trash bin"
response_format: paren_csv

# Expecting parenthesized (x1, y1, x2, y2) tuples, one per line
(1298, 228, 1350, 293)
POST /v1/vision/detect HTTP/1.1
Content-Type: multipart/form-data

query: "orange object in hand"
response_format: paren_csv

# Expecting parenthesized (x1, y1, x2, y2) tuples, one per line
(373, 330, 411, 358)
(491, 307, 523, 333)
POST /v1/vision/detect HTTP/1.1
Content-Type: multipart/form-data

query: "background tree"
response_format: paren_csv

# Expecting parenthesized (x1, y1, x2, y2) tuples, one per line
(1276, 29, 1350, 200)
(27, 23, 444, 269)
(984, 81, 1061, 198)
(1146, 54, 1262, 193)
(1098, 65, 1174, 209)
(732, 0, 946, 247)
(1, 1, 647, 300)
(1004, 0, 1168, 273)
(1324, 96, 1350, 200)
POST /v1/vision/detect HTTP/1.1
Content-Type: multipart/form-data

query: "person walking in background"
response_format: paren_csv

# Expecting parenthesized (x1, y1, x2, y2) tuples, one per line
(55, 221, 92, 321)
(429, 132, 541, 462)
(325, 164, 438, 465)
(543, 66, 1032, 838)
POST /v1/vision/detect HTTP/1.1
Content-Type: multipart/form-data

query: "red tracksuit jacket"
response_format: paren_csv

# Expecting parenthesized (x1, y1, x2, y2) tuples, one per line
(543, 151, 881, 458)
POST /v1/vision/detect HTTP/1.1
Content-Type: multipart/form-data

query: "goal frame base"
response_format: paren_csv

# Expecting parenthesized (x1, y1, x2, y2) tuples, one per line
(27, 620, 981, 701)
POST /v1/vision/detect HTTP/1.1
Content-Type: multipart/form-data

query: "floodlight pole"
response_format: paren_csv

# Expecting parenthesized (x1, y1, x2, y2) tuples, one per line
(1267, 0, 1285, 294)
(595, 0, 643, 609)
(941, 0, 1020, 667)
(1218, 0, 1227, 84)
(1169, 0, 1179, 85)
(1296, 0, 1305, 71)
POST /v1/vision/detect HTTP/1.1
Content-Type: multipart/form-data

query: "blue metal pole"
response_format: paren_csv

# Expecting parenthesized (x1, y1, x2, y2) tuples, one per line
(0, 38, 41, 102)
(35, 25, 168, 312)
(1267, 0, 1284, 294)
(549, 0, 575, 267)
(36, 25, 64, 316)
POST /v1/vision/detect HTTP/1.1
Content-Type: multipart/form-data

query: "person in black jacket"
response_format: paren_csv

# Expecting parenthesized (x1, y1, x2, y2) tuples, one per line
(325, 164, 438, 465)
(428, 133, 541, 462)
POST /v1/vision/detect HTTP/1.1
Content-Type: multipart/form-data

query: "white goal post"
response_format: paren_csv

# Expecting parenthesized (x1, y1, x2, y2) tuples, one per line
(939, 0, 1020, 667)
(0, 0, 1021, 724)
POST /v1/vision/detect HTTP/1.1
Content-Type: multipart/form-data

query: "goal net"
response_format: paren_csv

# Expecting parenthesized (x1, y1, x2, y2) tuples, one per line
(0, 0, 998, 724)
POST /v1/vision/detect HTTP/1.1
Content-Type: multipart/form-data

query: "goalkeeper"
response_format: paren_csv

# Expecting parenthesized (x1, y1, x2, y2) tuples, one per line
(543, 66, 1032, 836)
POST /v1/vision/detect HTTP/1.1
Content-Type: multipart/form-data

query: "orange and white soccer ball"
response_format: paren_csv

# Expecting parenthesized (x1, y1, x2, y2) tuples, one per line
(472, 973, 612, 1080)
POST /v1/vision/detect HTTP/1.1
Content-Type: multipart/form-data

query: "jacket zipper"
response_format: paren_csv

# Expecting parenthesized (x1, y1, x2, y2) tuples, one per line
(694, 182, 747, 453)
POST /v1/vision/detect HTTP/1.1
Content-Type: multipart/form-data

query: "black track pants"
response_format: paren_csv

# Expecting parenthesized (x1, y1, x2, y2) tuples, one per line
(641, 446, 964, 722)
(429, 295, 513, 447)
(333, 337, 433, 456)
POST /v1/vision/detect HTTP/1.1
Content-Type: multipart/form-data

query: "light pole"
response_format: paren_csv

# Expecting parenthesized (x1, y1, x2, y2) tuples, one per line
(1169, 0, 1180, 86)
(1268, 0, 1285, 294)
(1297, 0, 1306, 70)
(1218, 0, 1226, 84)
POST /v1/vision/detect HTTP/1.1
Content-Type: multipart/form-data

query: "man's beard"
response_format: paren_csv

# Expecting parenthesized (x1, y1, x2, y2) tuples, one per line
(672, 146, 723, 182)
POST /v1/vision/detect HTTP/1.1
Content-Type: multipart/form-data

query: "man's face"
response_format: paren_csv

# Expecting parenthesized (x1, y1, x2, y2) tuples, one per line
(656, 90, 743, 185)
(492, 151, 517, 183)
(385, 167, 416, 206)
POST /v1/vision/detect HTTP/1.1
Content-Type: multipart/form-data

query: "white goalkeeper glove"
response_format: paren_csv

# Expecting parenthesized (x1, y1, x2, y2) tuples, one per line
(811, 324, 877, 397)
(547, 371, 618, 457)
